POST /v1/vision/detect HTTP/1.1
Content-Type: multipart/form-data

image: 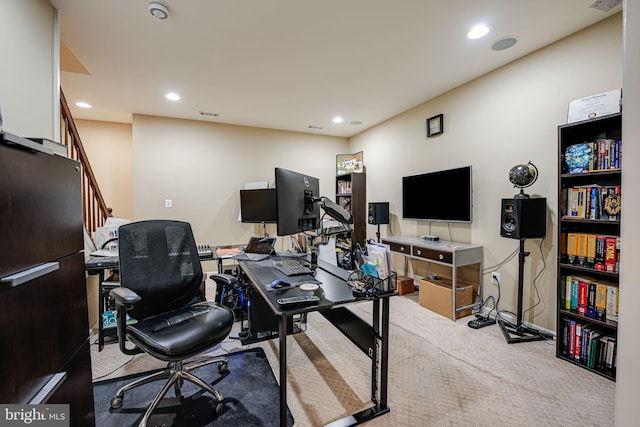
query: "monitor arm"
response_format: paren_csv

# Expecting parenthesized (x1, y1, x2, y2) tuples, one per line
(314, 196, 353, 224)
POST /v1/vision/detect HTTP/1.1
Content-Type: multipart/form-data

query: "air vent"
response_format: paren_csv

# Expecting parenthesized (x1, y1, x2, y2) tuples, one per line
(589, 0, 622, 12)
(307, 125, 323, 130)
(491, 37, 518, 51)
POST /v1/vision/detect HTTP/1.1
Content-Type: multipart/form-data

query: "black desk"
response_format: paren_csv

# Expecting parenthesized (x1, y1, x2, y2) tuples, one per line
(239, 257, 395, 427)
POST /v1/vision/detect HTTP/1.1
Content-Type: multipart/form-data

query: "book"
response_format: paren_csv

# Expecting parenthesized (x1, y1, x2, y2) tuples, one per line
(576, 233, 588, 266)
(560, 317, 571, 356)
(576, 277, 590, 315)
(568, 320, 577, 359)
(594, 235, 606, 271)
(574, 323, 582, 361)
(606, 285, 618, 322)
(587, 282, 597, 317)
(567, 233, 578, 265)
(586, 234, 596, 268)
(595, 283, 607, 319)
(606, 337, 616, 370)
(570, 278, 579, 312)
(564, 275, 572, 310)
(605, 236, 617, 273)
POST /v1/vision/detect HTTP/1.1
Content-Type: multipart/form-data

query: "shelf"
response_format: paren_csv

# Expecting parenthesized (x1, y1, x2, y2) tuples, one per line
(559, 309, 618, 329)
(559, 263, 619, 279)
(556, 354, 615, 381)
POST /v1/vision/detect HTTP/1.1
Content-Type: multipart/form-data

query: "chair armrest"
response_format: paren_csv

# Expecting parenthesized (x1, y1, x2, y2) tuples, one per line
(209, 273, 237, 287)
(110, 286, 142, 306)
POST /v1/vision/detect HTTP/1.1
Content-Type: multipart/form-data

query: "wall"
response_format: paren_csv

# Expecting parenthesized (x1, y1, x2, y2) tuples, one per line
(0, 0, 57, 139)
(350, 14, 623, 332)
(131, 114, 349, 249)
(615, 1, 640, 425)
(75, 119, 133, 219)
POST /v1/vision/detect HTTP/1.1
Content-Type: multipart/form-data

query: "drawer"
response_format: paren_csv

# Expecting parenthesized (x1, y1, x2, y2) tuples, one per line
(412, 246, 453, 264)
(383, 240, 411, 254)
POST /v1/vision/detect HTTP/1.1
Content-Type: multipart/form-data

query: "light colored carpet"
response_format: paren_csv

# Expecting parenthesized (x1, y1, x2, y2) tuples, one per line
(91, 290, 615, 427)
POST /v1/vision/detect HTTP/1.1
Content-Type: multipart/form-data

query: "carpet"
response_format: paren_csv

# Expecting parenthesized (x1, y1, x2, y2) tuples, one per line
(93, 348, 293, 427)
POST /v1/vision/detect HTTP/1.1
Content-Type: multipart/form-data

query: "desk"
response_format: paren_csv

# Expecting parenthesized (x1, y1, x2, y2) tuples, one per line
(239, 257, 395, 427)
(381, 236, 483, 321)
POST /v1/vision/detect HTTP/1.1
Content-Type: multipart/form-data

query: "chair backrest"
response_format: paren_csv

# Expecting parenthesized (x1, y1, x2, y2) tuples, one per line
(117, 220, 203, 320)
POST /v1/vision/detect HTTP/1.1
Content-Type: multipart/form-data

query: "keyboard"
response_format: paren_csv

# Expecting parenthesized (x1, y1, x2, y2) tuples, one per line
(272, 259, 313, 276)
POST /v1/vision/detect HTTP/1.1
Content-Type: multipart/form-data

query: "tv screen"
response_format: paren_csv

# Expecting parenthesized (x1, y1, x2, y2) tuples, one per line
(402, 166, 472, 223)
(240, 189, 277, 224)
(274, 168, 320, 236)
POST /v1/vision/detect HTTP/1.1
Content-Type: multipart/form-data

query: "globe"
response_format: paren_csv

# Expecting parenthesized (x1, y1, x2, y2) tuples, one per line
(508, 162, 538, 198)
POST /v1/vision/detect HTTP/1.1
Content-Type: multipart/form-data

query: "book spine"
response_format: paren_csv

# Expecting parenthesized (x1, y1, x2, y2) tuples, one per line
(595, 283, 607, 319)
(567, 233, 578, 265)
(606, 285, 618, 322)
(564, 275, 572, 310)
(587, 282, 597, 317)
(569, 320, 576, 359)
(577, 233, 588, 267)
(577, 280, 588, 315)
(574, 323, 582, 361)
(594, 235, 606, 271)
(586, 234, 596, 268)
(571, 279, 579, 312)
(605, 237, 617, 273)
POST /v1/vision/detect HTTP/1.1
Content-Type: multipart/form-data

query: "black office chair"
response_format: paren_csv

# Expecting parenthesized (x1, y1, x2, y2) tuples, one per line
(109, 220, 235, 427)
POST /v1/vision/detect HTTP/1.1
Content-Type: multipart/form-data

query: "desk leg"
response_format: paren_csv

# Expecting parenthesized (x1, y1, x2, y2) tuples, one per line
(279, 314, 289, 427)
(379, 296, 390, 408)
(97, 270, 105, 352)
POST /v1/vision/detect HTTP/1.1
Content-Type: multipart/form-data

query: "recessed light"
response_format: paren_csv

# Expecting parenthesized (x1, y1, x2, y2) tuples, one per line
(333, 116, 344, 124)
(76, 101, 92, 109)
(165, 92, 180, 101)
(467, 24, 490, 39)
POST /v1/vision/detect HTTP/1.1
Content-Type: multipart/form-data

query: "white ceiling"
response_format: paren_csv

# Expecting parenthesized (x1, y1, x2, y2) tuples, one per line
(50, 0, 622, 138)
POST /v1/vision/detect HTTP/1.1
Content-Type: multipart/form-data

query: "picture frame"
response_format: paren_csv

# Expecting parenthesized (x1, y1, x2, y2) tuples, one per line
(426, 114, 444, 137)
(336, 151, 364, 175)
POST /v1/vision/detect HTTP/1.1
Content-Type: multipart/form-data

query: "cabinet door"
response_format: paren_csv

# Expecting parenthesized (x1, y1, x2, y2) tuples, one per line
(0, 252, 89, 403)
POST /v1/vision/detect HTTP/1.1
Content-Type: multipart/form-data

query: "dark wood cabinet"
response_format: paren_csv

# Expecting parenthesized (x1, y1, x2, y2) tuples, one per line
(556, 113, 621, 381)
(0, 135, 95, 425)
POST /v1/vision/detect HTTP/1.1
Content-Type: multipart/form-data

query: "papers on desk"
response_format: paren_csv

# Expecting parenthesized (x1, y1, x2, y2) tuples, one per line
(90, 249, 119, 257)
(363, 242, 392, 280)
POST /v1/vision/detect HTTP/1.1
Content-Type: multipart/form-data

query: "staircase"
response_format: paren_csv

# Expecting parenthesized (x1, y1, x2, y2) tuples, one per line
(59, 89, 111, 235)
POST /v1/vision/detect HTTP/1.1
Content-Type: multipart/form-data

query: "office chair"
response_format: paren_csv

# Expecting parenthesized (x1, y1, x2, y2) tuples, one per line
(108, 220, 234, 427)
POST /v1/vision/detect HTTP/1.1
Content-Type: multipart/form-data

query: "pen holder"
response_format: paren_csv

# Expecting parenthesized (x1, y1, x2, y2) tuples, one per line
(363, 271, 397, 293)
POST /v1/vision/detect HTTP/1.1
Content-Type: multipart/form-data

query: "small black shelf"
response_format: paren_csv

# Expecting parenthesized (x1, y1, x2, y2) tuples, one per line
(556, 354, 616, 381)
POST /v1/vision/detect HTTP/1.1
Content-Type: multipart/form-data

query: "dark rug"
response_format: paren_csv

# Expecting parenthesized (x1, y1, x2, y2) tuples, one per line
(93, 348, 294, 426)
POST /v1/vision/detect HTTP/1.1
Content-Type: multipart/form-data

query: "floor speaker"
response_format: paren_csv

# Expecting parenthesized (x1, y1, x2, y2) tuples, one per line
(500, 198, 546, 239)
(368, 202, 390, 225)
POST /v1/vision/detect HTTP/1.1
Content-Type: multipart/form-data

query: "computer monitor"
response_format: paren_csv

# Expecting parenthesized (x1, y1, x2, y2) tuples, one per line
(240, 188, 277, 223)
(274, 167, 320, 236)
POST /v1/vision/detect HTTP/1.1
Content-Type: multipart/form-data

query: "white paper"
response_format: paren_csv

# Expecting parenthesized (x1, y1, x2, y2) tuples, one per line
(567, 89, 621, 123)
(318, 238, 337, 266)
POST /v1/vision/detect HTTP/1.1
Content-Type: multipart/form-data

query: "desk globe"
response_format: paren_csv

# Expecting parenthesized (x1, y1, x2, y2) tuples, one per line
(509, 162, 538, 198)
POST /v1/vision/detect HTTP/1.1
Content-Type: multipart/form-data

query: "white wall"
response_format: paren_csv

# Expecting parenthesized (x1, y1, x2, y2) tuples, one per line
(131, 114, 349, 249)
(0, 0, 57, 139)
(615, 2, 640, 426)
(350, 14, 623, 331)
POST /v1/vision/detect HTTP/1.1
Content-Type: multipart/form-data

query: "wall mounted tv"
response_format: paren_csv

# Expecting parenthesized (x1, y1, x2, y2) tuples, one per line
(240, 188, 277, 223)
(402, 165, 473, 223)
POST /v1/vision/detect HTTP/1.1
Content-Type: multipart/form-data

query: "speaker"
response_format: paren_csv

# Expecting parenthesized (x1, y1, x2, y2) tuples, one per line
(500, 198, 547, 239)
(368, 202, 390, 225)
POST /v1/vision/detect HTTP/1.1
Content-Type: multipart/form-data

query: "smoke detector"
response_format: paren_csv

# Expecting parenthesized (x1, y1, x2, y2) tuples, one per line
(148, 2, 169, 20)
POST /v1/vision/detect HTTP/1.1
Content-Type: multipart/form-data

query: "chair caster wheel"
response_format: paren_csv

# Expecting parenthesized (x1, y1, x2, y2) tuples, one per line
(110, 396, 123, 409)
(215, 402, 224, 414)
(219, 362, 228, 374)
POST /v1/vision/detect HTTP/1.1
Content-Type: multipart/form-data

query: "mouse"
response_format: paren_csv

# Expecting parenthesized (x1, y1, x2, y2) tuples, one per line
(271, 279, 291, 289)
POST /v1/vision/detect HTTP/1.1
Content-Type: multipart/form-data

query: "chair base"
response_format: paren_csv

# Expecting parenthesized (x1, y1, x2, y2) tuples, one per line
(110, 356, 228, 427)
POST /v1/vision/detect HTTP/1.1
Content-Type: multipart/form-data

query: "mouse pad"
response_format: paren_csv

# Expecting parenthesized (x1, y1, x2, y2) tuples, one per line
(248, 264, 321, 291)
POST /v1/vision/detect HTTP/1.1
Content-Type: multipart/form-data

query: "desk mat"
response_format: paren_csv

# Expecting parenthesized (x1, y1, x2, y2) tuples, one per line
(93, 348, 294, 427)
(248, 263, 321, 291)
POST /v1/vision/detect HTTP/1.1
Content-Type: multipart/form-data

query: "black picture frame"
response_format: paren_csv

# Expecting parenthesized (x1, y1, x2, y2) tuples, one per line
(426, 114, 443, 137)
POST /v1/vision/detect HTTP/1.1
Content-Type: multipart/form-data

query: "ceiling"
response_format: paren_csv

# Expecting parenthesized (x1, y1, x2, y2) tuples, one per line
(51, 0, 622, 138)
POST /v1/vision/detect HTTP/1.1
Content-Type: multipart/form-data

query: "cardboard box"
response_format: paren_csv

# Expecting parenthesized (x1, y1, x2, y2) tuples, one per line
(397, 275, 415, 295)
(419, 278, 473, 320)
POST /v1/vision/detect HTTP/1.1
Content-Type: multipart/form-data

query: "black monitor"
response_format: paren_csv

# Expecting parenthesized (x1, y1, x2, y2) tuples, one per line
(274, 167, 320, 236)
(240, 189, 277, 224)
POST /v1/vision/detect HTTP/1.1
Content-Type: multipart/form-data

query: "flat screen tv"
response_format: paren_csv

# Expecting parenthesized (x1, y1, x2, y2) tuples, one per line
(240, 188, 277, 223)
(402, 165, 472, 223)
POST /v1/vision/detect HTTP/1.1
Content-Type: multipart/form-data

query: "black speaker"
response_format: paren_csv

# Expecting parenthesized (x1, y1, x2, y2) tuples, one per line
(500, 198, 547, 239)
(368, 202, 390, 225)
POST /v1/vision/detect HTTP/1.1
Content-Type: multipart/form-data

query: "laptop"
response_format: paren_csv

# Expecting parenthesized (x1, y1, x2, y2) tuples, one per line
(232, 237, 276, 261)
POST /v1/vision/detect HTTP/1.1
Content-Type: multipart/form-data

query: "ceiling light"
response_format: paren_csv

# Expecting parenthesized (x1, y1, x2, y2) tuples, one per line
(467, 24, 490, 39)
(165, 92, 180, 101)
(333, 116, 344, 124)
(76, 102, 92, 108)
(148, 2, 169, 20)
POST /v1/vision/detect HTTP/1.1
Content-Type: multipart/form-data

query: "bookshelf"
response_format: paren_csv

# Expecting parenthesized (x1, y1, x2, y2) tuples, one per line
(335, 172, 366, 268)
(556, 112, 621, 381)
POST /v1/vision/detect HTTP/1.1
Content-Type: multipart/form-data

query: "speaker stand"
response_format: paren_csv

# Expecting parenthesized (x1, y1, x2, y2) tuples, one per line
(497, 239, 551, 344)
(376, 224, 381, 243)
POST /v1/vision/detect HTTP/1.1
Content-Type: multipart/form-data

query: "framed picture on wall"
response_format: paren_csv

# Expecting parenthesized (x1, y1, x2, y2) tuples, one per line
(426, 114, 444, 137)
